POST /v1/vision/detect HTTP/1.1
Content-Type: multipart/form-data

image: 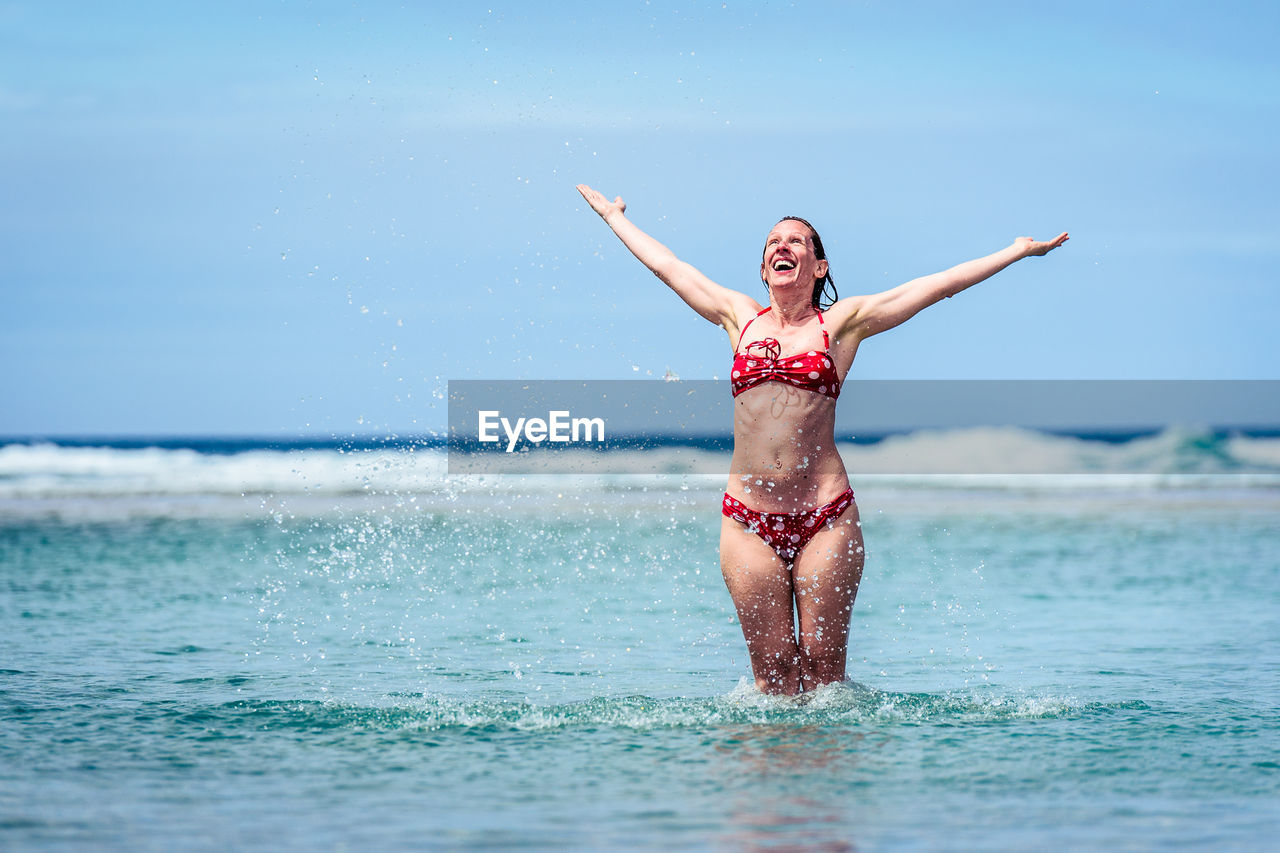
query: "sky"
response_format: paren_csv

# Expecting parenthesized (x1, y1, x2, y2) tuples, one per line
(2, 1, 1277, 437)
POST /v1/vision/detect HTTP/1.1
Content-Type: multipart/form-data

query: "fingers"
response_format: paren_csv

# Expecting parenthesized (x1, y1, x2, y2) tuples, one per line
(1022, 231, 1069, 255)
(576, 183, 608, 216)
(1040, 231, 1069, 254)
(575, 183, 627, 221)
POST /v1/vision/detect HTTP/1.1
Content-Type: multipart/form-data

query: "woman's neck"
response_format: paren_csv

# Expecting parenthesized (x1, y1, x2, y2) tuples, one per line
(769, 295, 818, 326)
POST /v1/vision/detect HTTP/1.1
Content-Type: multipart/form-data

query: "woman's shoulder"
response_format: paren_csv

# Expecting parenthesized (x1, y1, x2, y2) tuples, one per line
(728, 292, 767, 323)
(822, 294, 870, 327)
(718, 291, 767, 344)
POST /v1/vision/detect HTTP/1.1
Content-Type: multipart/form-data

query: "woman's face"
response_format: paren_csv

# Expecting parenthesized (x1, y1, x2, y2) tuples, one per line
(760, 219, 828, 297)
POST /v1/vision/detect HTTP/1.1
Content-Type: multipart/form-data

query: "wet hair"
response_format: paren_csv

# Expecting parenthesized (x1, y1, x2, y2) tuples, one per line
(765, 216, 839, 309)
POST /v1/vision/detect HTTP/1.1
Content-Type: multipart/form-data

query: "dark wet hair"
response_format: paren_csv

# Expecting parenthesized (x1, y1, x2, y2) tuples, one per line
(766, 216, 839, 309)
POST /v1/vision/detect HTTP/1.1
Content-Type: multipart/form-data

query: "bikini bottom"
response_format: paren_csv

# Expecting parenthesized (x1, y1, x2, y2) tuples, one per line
(721, 488, 854, 564)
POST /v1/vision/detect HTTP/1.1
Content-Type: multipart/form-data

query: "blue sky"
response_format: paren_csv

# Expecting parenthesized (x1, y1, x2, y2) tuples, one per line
(2, 1, 1277, 436)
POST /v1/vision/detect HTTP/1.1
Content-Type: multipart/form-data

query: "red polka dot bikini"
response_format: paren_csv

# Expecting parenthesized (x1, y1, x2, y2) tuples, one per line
(724, 307, 854, 564)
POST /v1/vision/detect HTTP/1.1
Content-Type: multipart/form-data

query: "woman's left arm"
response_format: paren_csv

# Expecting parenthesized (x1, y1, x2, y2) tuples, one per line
(836, 232, 1069, 341)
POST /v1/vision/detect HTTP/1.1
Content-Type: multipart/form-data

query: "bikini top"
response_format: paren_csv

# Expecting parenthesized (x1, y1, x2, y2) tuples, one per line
(731, 307, 841, 400)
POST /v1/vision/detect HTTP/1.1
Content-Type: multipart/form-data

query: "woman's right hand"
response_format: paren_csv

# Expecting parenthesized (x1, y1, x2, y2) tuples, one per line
(576, 184, 626, 223)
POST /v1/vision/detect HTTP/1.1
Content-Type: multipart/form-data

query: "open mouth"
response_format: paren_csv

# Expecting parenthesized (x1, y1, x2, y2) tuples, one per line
(772, 259, 796, 271)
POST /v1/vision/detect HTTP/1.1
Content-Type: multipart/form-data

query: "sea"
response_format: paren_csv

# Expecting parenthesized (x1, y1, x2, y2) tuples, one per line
(2, 428, 1278, 851)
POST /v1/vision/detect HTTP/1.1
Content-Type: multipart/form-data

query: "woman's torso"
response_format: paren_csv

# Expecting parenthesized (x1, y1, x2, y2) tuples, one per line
(725, 306, 854, 512)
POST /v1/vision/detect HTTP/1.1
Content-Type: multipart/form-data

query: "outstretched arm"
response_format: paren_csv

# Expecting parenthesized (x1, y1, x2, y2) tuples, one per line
(576, 184, 753, 329)
(838, 233, 1069, 341)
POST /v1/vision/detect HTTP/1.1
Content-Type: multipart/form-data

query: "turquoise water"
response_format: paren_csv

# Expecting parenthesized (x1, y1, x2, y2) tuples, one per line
(2, 442, 1279, 849)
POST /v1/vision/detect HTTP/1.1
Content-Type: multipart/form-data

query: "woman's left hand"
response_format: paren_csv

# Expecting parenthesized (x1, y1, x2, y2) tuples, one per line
(1015, 232, 1070, 257)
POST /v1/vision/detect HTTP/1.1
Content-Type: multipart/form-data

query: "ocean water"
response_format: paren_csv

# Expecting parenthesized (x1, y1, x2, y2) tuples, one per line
(2, 432, 1279, 850)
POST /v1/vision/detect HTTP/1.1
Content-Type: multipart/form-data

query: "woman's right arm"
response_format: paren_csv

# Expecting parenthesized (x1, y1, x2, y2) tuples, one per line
(576, 184, 755, 330)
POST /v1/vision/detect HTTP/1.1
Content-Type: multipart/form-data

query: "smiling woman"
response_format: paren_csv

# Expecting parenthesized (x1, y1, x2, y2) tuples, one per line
(763, 216, 838, 309)
(576, 182, 1067, 695)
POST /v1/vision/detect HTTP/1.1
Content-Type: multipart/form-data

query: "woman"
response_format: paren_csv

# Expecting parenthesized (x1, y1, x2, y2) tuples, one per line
(576, 184, 1068, 695)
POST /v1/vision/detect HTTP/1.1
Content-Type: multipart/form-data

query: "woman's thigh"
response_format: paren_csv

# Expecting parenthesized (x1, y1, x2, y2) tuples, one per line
(792, 501, 865, 654)
(719, 515, 798, 656)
